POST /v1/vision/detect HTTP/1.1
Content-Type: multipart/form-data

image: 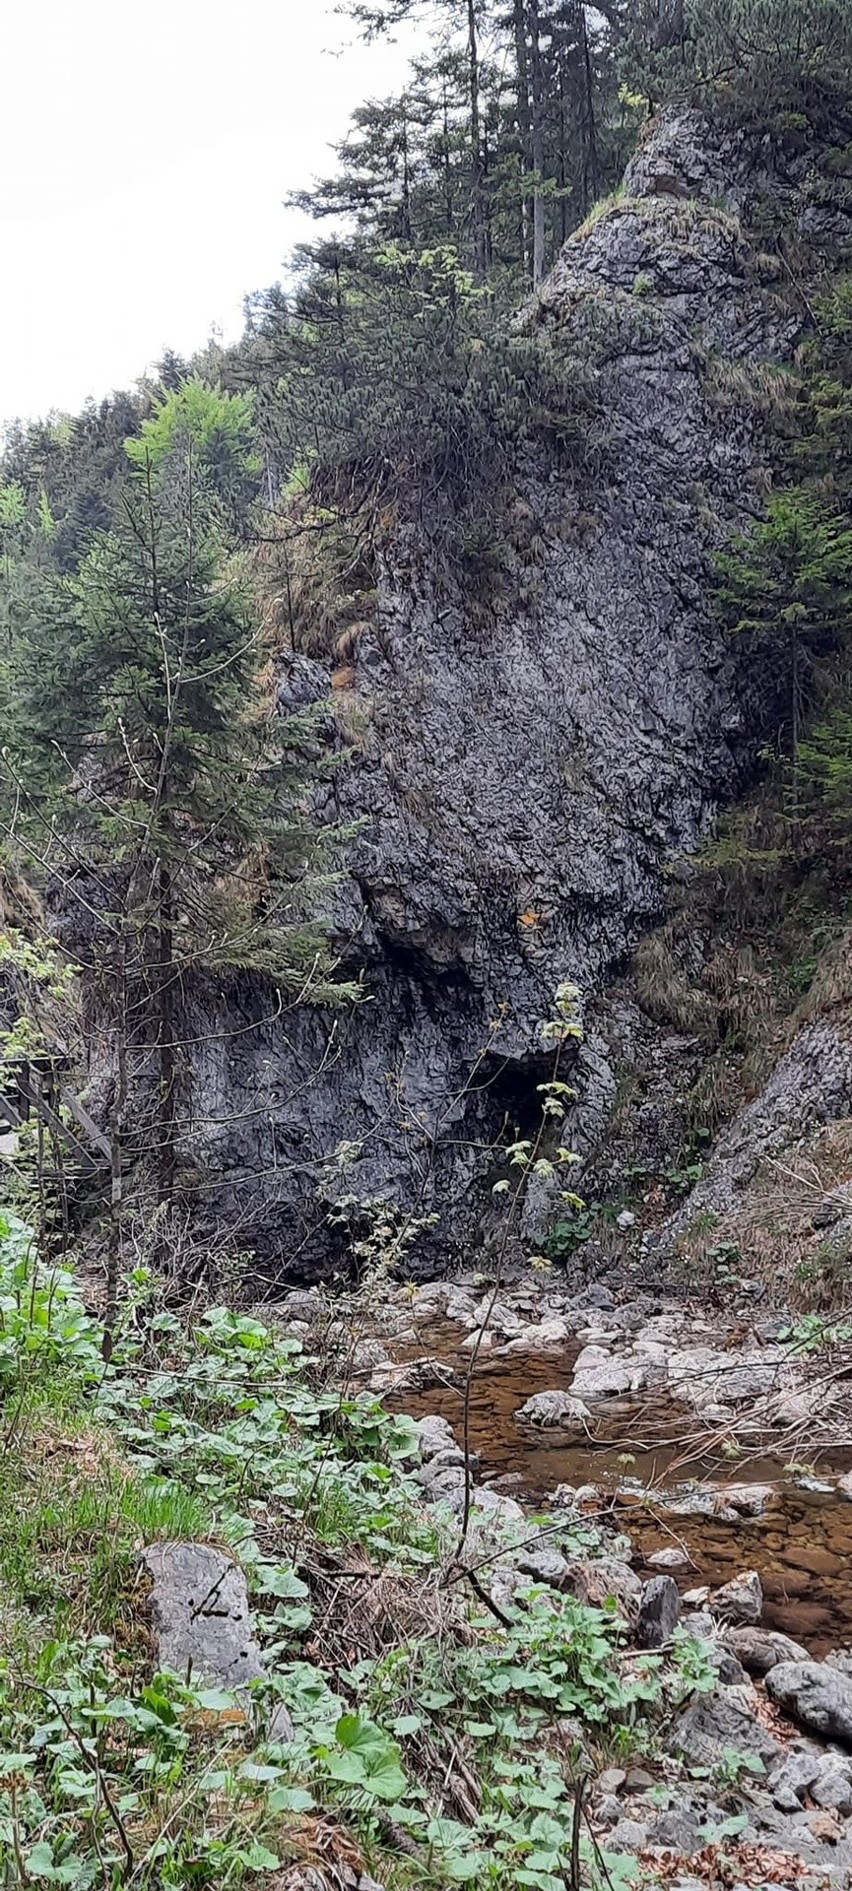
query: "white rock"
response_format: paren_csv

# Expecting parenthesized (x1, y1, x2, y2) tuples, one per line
(416, 1414, 457, 1461)
(516, 1390, 591, 1428)
(571, 1364, 632, 1398)
(647, 1546, 690, 1571)
(574, 1344, 613, 1371)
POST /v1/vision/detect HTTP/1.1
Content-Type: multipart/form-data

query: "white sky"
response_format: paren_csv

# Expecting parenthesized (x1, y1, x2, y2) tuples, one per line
(1, 0, 416, 429)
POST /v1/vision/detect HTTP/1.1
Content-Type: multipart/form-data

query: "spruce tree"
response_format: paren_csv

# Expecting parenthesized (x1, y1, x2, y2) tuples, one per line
(6, 385, 339, 1206)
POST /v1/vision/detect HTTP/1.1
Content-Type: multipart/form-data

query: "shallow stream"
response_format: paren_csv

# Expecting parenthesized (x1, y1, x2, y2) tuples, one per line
(387, 1320, 852, 1653)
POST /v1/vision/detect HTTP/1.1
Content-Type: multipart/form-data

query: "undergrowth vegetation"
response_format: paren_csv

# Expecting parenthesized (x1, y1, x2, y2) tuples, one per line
(0, 1213, 715, 1891)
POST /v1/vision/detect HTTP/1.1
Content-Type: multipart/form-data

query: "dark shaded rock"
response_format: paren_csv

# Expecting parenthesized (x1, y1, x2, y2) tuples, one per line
(648, 1803, 702, 1854)
(725, 1626, 809, 1676)
(765, 1662, 852, 1745)
(638, 1575, 681, 1648)
(516, 1546, 573, 1588)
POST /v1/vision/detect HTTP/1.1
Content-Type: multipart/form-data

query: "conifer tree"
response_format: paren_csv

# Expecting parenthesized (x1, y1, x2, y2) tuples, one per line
(5, 386, 338, 1205)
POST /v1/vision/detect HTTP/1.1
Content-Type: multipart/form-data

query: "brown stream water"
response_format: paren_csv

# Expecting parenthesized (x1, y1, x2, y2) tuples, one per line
(387, 1324, 852, 1655)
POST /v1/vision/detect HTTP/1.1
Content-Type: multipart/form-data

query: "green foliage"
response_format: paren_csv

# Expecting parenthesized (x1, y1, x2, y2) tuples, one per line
(249, 240, 594, 551)
(799, 704, 852, 831)
(125, 379, 261, 528)
(713, 262, 852, 856)
(0, 1213, 722, 1890)
(642, 0, 852, 132)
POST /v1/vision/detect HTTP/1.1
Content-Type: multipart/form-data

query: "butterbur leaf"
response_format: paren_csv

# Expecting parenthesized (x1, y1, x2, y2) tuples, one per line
(334, 1714, 383, 1754)
(25, 1844, 57, 1880)
(267, 1785, 315, 1813)
(324, 1751, 367, 1786)
(360, 1757, 408, 1803)
(237, 1843, 280, 1871)
(255, 1564, 309, 1600)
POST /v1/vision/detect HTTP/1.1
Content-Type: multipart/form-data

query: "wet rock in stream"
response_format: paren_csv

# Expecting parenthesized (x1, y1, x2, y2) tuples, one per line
(515, 1389, 591, 1427)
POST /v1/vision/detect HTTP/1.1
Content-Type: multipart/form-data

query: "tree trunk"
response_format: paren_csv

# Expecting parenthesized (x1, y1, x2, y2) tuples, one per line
(577, 0, 599, 214)
(529, 0, 546, 287)
(512, 0, 533, 280)
(156, 860, 177, 1206)
(103, 945, 127, 1362)
(466, 0, 487, 278)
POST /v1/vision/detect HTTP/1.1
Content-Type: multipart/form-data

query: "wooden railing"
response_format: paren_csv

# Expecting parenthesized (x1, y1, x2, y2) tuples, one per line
(0, 1056, 112, 1177)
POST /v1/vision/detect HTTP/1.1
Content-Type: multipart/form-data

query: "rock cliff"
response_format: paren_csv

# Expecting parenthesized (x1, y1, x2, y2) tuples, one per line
(182, 110, 829, 1277)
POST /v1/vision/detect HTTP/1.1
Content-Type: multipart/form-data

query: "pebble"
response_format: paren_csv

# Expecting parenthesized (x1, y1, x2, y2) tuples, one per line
(598, 1767, 627, 1795)
(648, 1546, 690, 1570)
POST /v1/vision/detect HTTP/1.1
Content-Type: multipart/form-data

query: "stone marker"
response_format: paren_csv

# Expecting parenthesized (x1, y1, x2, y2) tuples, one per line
(144, 1542, 293, 1739)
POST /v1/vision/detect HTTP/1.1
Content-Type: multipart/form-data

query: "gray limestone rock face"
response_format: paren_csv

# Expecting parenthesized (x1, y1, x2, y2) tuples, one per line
(84, 105, 845, 1280)
(143, 1543, 294, 1740)
(660, 1023, 852, 1264)
(765, 1662, 852, 1746)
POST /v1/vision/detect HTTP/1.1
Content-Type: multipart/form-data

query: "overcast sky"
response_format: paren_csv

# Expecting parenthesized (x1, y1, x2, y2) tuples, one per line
(1, 0, 416, 430)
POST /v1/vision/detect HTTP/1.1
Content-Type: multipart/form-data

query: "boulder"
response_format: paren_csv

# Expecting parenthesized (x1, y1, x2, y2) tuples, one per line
(416, 1414, 458, 1460)
(143, 1543, 293, 1739)
(504, 1317, 571, 1350)
(647, 1803, 702, 1855)
(765, 1661, 852, 1745)
(711, 1570, 763, 1625)
(812, 1762, 852, 1817)
(638, 1576, 681, 1648)
(582, 1285, 616, 1311)
(563, 1557, 643, 1623)
(674, 1687, 781, 1769)
(516, 1545, 573, 1588)
(724, 1626, 810, 1676)
(571, 1363, 634, 1399)
(717, 1483, 775, 1519)
(768, 1750, 822, 1805)
(515, 1390, 591, 1428)
(350, 1337, 390, 1371)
